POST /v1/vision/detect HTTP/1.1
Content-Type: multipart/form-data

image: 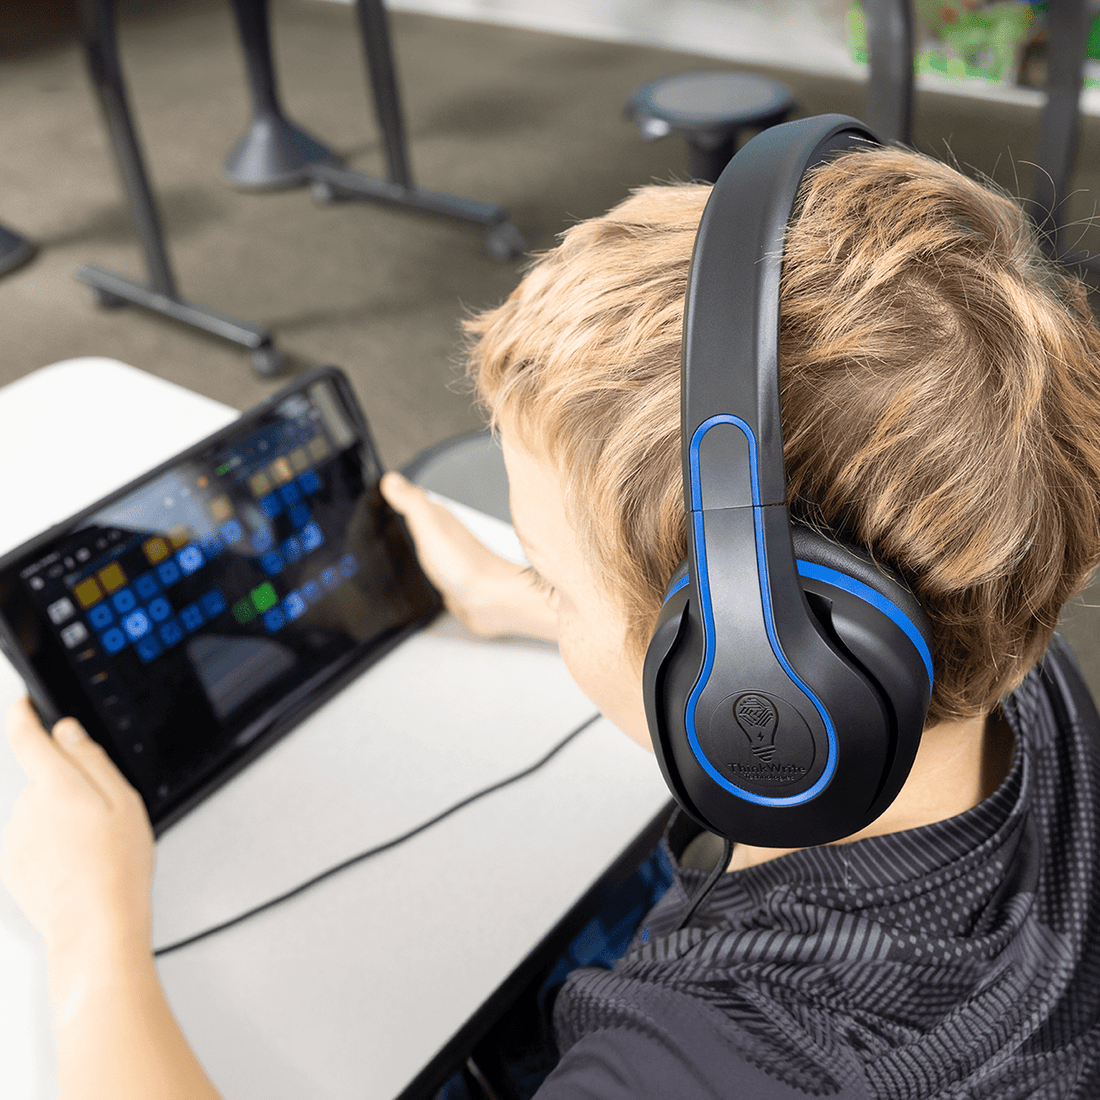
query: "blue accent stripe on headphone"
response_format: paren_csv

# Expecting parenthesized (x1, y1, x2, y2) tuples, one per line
(664, 573, 690, 602)
(795, 560, 934, 687)
(689, 414, 762, 508)
(665, 563, 934, 691)
(685, 416, 838, 809)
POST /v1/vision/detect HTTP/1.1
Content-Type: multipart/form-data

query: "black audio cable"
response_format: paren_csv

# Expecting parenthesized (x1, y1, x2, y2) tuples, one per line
(674, 835, 735, 931)
(154, 713, 600, 957)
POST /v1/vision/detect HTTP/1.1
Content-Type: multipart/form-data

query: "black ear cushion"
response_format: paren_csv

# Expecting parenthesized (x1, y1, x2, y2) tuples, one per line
(790, 521, 932, 814)
(790, 522, 932, 642)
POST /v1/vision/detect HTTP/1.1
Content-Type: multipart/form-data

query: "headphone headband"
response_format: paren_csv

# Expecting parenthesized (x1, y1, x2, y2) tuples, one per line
(682, 114, 877, 511)
(644, 115, 934, 848)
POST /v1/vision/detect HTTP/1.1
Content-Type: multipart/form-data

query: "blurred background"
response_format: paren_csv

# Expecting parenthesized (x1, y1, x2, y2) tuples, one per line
(2, 0, 1100, 678)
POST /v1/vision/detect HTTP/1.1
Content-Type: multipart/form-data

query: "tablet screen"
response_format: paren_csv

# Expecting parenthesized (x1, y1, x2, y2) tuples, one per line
(0, 368, 438, 828)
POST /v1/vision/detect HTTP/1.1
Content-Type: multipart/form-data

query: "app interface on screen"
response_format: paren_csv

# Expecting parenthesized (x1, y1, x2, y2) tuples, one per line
(16, 379, 416, 812)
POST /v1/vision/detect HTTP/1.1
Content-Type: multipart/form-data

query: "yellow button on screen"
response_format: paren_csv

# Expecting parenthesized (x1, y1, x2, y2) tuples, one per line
(73, 578, 103, 609)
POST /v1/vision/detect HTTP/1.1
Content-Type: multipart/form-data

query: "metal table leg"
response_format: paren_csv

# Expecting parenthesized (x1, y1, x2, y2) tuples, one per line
(864, 0, 914, 146)
(74, 0, 282, 375)
(304, 0, 525, 259)
(1032, 0, 1098, 276)
(0, 222, 35, 277)
(224, 0, 339, 189)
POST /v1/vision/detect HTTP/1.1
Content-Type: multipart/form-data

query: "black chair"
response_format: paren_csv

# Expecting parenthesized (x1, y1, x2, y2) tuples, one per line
(625, 71, 795, 183)
(401, 429, 509, 524)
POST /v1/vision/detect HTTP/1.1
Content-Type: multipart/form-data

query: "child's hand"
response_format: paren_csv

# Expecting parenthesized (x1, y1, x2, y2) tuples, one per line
(381, 471, 557, 642)
(0, 698, 155, 962)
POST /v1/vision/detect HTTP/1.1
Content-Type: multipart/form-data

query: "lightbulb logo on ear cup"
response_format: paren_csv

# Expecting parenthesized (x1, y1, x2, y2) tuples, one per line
(696, 690, 822, 797)
(734, 694, 779, 761)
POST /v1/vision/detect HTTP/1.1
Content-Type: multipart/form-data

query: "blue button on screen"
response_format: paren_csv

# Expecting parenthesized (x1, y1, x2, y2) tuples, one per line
(279, 482, 301, 507)
(88, 604, 114, 630)
(261, 551, 284, 576)
(263, 607, 286, 632)
(201, 533, 225, 559)
(158, 619, 184, 648)
(340, 554, 359, 578)
(122, 611, 151, 641)
(220, 519, 244, 544)
(300, 522, 323, 553)
(282, 536, 302, 563)
(136, 635, 162, 663)
(177, 545, 204, 575)
(180, 604, 204, 632)
(100, 627, 127, 654)
(252, 529, 274, 554)
(147, 597, 172, 623)
(298, 470, 320, 495)
(157, 560, 181, 586)
(284, 591, 307, 620)
(200, 589, 226, 618)
(302, 580, 321, 604)
(134, 573, 160, 601)
(112, 587, 137, 614)
(288, 504, 311, 529)
(259, 493, 282, 519)
(320, 567, 338, 590)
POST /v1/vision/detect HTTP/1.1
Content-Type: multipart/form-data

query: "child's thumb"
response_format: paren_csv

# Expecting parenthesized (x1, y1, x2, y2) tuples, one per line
(380, 471, 417, 514)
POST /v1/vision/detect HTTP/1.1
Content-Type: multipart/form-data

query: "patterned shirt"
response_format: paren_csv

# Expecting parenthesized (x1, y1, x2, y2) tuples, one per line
(541, 635, 1100, 1099)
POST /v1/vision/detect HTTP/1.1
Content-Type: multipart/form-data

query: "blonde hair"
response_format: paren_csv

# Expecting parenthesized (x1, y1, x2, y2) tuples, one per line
(466, 147, 1100, 723)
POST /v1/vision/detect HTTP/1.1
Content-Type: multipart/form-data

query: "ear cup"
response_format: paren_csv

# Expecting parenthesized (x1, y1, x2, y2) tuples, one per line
(642, 530, 934, 846)
(790, 523, 933, 819)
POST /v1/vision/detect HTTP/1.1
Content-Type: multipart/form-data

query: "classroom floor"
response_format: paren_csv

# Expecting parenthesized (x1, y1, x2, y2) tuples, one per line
(3, 0, 1100, 688)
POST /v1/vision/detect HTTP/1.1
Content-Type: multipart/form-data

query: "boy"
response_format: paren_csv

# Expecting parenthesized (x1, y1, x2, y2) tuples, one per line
(4, 140, 1100, 1098)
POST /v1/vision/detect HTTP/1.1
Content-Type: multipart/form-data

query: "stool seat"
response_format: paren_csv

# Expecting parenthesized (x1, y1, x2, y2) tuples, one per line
(626, 72, 795, 182)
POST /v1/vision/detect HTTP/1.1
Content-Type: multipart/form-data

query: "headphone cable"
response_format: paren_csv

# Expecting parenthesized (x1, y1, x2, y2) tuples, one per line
(674, 834, 734, 931)
(153, 712, 601, 957)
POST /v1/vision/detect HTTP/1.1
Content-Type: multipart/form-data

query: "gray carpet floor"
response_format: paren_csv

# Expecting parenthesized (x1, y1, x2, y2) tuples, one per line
(3, 0, 1100, 689)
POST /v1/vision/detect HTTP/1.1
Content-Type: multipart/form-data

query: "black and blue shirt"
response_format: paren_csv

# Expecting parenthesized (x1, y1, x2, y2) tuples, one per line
(542, 635, 1100, 1099)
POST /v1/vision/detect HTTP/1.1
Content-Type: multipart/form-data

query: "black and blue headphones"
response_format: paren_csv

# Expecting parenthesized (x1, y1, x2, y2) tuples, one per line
(642, 114, 935, 850)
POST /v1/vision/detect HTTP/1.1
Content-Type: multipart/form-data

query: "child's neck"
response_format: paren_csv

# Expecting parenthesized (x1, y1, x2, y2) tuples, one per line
(725, 710, 1015, 874)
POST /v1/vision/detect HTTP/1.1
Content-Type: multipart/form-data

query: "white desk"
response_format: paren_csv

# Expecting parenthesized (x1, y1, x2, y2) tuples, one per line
(0, 359, 672, 1100)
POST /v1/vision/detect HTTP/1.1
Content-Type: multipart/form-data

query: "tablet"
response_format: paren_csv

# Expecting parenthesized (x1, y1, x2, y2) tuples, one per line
(0, 366, 440, 831)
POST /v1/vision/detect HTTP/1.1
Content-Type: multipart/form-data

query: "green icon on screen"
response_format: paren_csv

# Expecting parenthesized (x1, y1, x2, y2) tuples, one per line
(251, 582, 277, 612)
(232, 598, 256, 624)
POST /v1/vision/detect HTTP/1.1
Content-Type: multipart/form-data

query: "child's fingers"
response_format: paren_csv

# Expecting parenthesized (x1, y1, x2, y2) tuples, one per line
(6, 699, 126, 810)
(380, 472, 471, 567)
(380, 471, 439, 535)
(379, 470, 417, 513)
(380, 471, 439, 549)
(6, 698, 84, 791)
(50, 717, 134, 811)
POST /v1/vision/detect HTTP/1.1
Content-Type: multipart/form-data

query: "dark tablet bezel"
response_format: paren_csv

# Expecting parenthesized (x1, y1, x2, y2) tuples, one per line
(0, 364, 441, 834)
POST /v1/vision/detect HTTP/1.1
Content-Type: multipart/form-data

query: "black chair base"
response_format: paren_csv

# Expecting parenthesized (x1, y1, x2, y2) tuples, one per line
(226, 0, 524, 259)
